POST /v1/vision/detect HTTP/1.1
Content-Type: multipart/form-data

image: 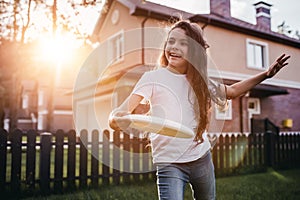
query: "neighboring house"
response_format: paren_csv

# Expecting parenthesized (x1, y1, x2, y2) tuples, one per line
(15, 66, 75, 132)
(12, 46, 92, 133)
(72, 0, 300, 135)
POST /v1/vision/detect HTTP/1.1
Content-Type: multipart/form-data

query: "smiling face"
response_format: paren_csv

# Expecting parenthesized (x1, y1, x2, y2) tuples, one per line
(164, 28, 189, 74)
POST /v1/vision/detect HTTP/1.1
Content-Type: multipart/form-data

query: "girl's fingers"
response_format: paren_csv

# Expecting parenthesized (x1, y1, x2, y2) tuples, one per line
(276, 54, 285, 62)
(276, 54, 290, 69)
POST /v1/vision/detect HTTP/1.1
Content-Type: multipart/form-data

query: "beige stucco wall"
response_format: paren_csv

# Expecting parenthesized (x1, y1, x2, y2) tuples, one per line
(98, 1, 143, 74)
(204, 25, 300, 84)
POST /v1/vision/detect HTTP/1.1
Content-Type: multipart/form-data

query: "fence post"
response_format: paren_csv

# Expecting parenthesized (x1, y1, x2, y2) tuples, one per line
(132, 135, 140, 181)
(264, 130, 275, 167)
(142, 137, 151, 180)
(219, 135, 224, 176)
(26, 130, 37, 190)
(123, 131, 130, 183)
(291, 134, 297, 168)
(297, 134, 300, 167)
(240, 135, 249, 166)
(54, 129, 64, 193)
(0, 129, 8, 191)
(79, 129, 88, 188)
(40, 132, 52, 194)
(224, 135, 230, 175)
(212, 135, 218, 176)
(102, 130, 110, 185)
(258, 133, 264, 166)
(231, 135, 237, 173)
(91, 129, 99, 187)
(10, 129, 22, 192)
(113, 130, 120, 185)
(67, 130, 76, 190)
(287, 134, 293, 168)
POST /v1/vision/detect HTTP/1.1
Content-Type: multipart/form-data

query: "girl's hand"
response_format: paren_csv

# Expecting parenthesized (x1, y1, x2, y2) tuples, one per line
(266, 54, 290, 78)
(109, 110, 130, 131)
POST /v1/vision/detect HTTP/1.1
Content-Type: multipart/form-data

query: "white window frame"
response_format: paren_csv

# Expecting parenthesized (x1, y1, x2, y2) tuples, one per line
(247, 97, 261, 130)
(108, 30, 124, 64)
(215, 100, 232, 120)
(38, 90, 44, 106)
(22, 94, 29, 109)
(248, 98, 261, 115)
(246, 38, 269, 70)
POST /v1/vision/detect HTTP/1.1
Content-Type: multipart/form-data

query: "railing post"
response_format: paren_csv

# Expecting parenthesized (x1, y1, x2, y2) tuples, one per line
(0, 128, 8, 191)
(40, 132, 52, 194)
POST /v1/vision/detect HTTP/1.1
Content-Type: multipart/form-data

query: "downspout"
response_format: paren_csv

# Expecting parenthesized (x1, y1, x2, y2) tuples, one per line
(141, 11, 151, 65)
(200, 15, 211, 30)
(239, 96, 244, 133)
(201, 20, 209, 30)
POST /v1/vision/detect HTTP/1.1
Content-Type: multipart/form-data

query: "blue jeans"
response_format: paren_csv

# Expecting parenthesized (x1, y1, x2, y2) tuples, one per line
(156, 152, 215, 200)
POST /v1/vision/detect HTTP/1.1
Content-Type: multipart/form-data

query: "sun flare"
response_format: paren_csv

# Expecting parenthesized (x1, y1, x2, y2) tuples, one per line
(38, 33, 78, 64)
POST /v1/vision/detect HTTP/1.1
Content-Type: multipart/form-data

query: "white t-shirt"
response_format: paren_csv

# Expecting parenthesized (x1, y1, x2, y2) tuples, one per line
(132, 68, 211, 163)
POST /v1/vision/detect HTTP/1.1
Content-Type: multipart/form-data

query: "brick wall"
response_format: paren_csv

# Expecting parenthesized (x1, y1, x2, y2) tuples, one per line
(260, 87, 300, 131)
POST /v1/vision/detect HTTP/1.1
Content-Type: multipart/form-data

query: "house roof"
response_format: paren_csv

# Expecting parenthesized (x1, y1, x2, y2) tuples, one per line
(91, 0, 300, 48)
(250, 84, 289, 97)
(90, 0, 192, 41)
(189, 14, 300, 48)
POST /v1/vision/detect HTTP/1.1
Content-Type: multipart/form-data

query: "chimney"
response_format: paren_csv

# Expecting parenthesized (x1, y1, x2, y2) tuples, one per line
(210, 0, 231, 18)
(254, 1, 272, 30)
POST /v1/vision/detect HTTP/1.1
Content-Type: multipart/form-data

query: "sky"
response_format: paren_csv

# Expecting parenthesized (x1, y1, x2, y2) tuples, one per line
(148, 0, 300, 38)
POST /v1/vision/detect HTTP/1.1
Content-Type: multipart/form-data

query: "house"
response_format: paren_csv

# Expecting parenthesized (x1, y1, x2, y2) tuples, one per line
(7, 44, 92, 133)
(72, 0, 300, 136)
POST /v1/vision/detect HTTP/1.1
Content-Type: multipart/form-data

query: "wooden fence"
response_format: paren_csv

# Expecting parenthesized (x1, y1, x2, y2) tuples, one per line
(0, 128, 299, 195)
(212, 131, 300, 177)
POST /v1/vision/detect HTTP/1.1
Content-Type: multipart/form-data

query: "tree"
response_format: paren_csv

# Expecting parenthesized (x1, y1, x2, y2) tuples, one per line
(277, 21, 300, 40)
(0, 0, 103, 43)
(0, 0, 102, 131)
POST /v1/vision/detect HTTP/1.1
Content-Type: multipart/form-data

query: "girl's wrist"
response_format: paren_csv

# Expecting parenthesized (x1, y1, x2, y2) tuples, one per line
(263, 70, 270, 79)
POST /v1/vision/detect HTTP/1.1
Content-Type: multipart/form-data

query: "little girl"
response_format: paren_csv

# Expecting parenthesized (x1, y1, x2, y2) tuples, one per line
(109, 20, 290, 200)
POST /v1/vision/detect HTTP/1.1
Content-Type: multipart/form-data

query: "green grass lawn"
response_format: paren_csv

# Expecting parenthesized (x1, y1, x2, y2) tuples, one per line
(17, 168, 300, 200)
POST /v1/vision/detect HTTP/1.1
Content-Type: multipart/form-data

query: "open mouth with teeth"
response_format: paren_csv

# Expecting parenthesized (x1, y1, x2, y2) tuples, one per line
(169, 53, 182, 58)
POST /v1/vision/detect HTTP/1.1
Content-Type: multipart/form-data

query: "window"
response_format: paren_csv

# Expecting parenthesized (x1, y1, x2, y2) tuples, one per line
(215, 100, 232, 120)
(246, 39, 269, 70)
(108, 30, 124, 64)
(248, 98, 260, 115)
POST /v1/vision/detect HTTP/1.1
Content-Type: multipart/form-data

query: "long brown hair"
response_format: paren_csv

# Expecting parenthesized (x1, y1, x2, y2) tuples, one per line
(159, 20, 211, 142)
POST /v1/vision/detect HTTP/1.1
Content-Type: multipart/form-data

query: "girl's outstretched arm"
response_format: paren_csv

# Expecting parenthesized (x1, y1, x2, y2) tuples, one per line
(225, 54, 290, 99)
